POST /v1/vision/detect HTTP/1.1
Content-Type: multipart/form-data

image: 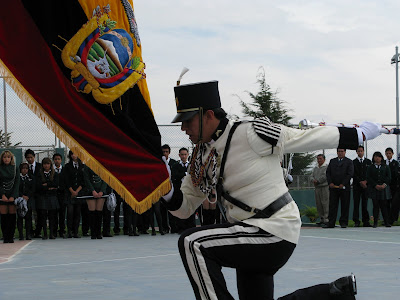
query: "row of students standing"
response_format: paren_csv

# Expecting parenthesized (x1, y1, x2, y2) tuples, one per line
(0, 148, 110, 243)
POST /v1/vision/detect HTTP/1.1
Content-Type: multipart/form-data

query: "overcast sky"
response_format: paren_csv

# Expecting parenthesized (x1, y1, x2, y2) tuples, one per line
(2, 0, 400, 147)
(134, 0, 400, 126)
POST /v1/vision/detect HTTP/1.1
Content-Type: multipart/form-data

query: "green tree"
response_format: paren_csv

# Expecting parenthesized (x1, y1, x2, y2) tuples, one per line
(0, 129, 21, 148)
(238, 67, 314, 175)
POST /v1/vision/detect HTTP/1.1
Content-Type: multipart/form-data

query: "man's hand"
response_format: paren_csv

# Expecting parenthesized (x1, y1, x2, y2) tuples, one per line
(360, 180, 367, 189)
(329, 183, 335, 189)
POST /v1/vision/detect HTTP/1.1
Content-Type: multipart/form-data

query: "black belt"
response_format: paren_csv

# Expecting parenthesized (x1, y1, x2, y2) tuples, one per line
(221, 191, 293, 219)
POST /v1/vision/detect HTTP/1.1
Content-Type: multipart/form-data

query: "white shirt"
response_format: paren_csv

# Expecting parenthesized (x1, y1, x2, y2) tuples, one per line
(172, 121, 343, 244)
(29, 161, 37, 173)
(386, 159, 393, 165)
(54, 165, 63, 173)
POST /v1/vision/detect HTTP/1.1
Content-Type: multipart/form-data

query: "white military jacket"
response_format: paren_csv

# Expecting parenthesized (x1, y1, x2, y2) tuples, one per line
(170, 119, 352, 244)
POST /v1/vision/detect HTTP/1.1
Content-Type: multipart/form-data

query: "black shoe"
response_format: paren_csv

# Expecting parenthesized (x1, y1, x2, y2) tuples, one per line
(19, 236, 24, 241)
(363, 222, 372, 227)
(49, 235, 56, 240)
(160, 230, 165, 236)
(373, 223, 378, 228)
(385, 223, 392, 227)
(140, 230, 149, 235)
(73, 234, 81, 238)
(329, 273, 357, 296)
(123, 230, 129, 235)
(34, 234, 42, 239)
(67, 232, 73, 238)
(322, 223, 335, 228)
(42, 235, 48, 240)
(82, 232, 89, 237)
(354, 223, 360, 227)
(113, 231, 120, 236)
(26, 235, 32, 241)
(91, 236, 96, 240)
(96, 234, 102, 239)
(340, 224, 347, 228)
(151, 230, 156, 236)
(103, 232, 112, 237)
(133, 231, 139, 236)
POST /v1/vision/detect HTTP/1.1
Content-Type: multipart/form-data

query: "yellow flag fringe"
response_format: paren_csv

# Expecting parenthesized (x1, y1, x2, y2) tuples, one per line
(0, 59, 171, 214)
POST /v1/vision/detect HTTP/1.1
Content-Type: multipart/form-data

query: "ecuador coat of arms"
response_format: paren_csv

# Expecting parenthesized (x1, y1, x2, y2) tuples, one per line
(61, 4, 145, 104)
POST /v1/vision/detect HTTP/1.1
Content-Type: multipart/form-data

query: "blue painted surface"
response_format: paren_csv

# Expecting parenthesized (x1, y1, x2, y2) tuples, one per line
(0, 227, 399, 299)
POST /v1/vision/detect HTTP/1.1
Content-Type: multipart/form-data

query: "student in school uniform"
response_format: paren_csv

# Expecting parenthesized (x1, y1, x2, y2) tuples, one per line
(84, 166, 107, 239)
(160, 144, 177, 234)
(17, 162, 35, 240)
(25, 149, 42, 238)
(35, 158, 59, 240)
(64, 150, 86, 238)
(0, 150, 20, 243)
(102, 185, 113, 237)
(53, 153, 67, 238)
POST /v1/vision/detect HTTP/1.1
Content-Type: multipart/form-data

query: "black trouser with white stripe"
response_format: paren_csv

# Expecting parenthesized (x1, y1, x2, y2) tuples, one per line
(178, 222, 345, 300)
(178, 222, 294, 300)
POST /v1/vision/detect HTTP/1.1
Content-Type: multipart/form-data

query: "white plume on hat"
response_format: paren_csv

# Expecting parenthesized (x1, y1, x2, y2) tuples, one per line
(177, 67, 189, 86)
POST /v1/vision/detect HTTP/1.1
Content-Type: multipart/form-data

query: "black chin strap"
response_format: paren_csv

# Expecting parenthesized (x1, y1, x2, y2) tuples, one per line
(197, 107, 204, 144)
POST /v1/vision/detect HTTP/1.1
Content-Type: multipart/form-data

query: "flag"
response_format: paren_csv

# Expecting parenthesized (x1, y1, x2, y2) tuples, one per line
(0, 0, 170, 213)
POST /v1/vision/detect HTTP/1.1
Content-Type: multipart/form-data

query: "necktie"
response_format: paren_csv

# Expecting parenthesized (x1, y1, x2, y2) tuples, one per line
(360, 159, 363, 164)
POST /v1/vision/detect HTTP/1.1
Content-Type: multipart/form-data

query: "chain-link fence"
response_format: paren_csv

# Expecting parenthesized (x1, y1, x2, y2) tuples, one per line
(1, 77, 400, 180)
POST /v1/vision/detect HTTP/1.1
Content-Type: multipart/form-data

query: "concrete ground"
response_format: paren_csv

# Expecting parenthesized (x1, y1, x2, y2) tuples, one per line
(0, 226, 399, 300)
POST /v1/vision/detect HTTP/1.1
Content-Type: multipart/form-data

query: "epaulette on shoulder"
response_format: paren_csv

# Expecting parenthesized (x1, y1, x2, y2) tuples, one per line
(251, 117, 281, 146)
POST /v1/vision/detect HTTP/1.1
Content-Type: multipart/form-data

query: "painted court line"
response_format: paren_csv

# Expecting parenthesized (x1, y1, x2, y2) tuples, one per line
(0, 240, 32, 265)
(0, 252, 179, 271)
(302, 235, 400, 245)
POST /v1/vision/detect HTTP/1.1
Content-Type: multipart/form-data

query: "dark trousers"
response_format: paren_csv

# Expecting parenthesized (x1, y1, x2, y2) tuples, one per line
(328, 188, 350, 226)
(55, 194, 66, 236)
(102, 205, 111, 234)
(67, 203, 81, 234)
(17, 209, 32, 238)
(160, 200, 170, 232)
(124, 202, 138, 234)
(81, 202, 89, 234)
(35, 209, 43, 236)
(113, 196, 123, 233)
(391, 191, 400, 224)
(149, 201, 163, 233)
(372, 198, 390, 225)
(169, 211, 179, 233)
(39, 209, 57, 237)
(179, 222, 347, 300)
(175, 212, 196, 233)
(352, 187, 370, 225)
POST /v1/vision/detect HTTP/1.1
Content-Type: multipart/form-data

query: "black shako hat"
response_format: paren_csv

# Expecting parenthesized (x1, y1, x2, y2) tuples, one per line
(171, 81, 221, 123)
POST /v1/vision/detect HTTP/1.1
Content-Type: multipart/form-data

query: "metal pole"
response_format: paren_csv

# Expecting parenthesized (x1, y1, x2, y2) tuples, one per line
(396, 46, 399, 158)
(3, 78, 7, 148)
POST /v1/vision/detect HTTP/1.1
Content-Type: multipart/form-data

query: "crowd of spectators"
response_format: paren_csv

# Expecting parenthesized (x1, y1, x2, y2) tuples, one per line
(311, 146, 400, 228)
(0, 145, 224, 243)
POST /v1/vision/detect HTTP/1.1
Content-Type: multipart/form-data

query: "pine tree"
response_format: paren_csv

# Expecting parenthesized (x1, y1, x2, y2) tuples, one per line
(0, 129, 21, 148)
(238, 67, 314, 175)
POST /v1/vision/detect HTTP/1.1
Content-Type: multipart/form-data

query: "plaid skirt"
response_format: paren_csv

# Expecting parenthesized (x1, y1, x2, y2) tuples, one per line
(36, 194, 59, 210)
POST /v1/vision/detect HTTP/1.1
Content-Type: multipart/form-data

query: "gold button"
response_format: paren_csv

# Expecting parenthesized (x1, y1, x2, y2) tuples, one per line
(229, 205, 234, 209)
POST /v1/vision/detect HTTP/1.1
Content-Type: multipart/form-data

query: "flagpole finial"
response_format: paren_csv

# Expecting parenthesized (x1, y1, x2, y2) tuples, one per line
(177, 67, 189, 86)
